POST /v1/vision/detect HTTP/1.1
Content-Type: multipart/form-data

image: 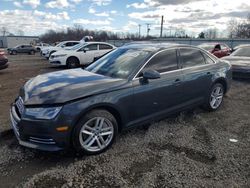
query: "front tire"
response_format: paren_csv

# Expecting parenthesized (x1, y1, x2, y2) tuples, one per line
(204, 83, 224, 111)
(12, 50, 17, 55)
(73, 109, 118, 155)
(66, 57, 80, 69)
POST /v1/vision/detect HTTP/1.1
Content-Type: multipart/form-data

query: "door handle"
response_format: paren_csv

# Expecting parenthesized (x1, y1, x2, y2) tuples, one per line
(174, 78, 181, 85)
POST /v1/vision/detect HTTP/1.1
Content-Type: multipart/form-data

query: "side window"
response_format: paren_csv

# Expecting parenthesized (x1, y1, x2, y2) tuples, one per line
(65, 42, 73, 46)
(85, 44, 98, 51)
(201, 52, 215, 64)
(99, 44, 113, 50)
(180, 48, 206, 68)
(72, 42, 79, 46)
(143, 49, 178, 73)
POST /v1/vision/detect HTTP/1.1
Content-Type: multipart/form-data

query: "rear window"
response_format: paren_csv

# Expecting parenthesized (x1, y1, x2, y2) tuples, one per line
(99, 44, 113, 50)
(180, 48, 206, 68)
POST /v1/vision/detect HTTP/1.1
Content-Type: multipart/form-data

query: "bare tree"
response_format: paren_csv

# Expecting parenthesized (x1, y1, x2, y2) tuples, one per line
(204, 28, 218, 39)
(227, 13, 250, 38)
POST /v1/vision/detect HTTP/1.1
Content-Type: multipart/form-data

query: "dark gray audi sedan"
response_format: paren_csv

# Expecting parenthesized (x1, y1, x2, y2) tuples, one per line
(10, 43, 232, 155)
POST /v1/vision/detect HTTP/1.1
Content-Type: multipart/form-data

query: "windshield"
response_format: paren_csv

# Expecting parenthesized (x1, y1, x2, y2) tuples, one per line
(198, 44, 215, 51)
(231, 47, 250, 57)
(56, 42, 64, 47)
(86, 48, 152, 79)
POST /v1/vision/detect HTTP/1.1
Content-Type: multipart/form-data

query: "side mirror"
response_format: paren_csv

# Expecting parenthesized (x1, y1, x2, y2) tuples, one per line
(83, 47, 89, 53)
(143, 69, 161, 80)
(61, 45, 65, 48)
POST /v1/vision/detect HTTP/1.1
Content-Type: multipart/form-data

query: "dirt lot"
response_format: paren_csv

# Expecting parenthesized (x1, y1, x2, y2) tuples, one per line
(0, 54, 249, 187)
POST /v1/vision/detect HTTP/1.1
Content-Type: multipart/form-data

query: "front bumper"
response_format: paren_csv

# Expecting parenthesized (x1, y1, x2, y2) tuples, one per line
(10, 104, 71, 151)
(49, 56, 67, 65)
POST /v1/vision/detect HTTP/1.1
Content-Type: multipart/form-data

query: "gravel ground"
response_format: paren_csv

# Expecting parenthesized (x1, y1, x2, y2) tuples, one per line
(0, 53, 249, 187)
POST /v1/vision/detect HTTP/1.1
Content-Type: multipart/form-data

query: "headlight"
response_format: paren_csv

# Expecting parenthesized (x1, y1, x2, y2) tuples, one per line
(25, 107, 62, 120)
(54, 54, 67, 58)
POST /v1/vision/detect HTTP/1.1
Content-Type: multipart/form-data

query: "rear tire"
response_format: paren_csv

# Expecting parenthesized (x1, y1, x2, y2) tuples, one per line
(73, 109, 118, 155)
(203, 83, 224, 111)
(66, 57, 80, 69)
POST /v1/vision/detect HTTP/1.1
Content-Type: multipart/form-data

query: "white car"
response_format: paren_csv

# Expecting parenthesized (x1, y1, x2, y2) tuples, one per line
(49, 42, 115, 68)
(35, 43, 51, 52)
(41, 41, 80, 59)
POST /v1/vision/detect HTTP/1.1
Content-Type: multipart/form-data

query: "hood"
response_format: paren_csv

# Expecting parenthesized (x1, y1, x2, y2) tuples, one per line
(222, 56, 250, 69)
(22, 69, 127, 105)
(52, 50, 70, 56)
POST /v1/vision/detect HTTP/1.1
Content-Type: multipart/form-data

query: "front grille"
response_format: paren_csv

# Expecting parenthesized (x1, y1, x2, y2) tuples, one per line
(15, 97, 24, 116)
(29, 137, 56, 145)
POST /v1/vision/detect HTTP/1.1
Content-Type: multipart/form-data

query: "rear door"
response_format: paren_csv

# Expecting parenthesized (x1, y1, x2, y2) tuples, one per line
(98, 44, 113, 57)
(179, 47, 215, 105)
(131, 49, 184, 123)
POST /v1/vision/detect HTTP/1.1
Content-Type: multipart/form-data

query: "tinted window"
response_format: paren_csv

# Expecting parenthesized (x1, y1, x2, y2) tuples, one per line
(72, 42, 79, 46)
(65, 42, 72, 46)
(86, 44, 98, 51)
(99, 44, 113, 50)
(143, 49, 178, 73)
(180, 48, 206, 68)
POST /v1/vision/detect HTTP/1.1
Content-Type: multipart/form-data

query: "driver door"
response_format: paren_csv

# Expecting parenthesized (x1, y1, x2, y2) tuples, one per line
(131, 49, 184, 124)
(79, 44, 98, 64)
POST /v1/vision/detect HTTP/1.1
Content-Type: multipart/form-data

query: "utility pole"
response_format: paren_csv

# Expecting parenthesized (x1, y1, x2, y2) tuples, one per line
(138, 24, 141, 39)
(146, 23, 150, 37)
(160, 15, 164, 38)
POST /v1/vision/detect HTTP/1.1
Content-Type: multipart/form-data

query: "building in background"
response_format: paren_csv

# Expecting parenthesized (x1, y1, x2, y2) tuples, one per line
(0, 36, 39, 48)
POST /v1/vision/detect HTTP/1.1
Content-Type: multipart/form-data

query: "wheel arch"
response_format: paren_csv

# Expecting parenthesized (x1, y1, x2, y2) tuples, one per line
(213, 77, 228, 93)
(66, 56, 80, 63)
(73, 103, 123, 133)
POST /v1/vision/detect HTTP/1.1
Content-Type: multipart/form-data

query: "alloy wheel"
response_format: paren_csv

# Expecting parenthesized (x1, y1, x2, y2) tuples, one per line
(79, 117, 114, 152)
(210, 85, 223, 109)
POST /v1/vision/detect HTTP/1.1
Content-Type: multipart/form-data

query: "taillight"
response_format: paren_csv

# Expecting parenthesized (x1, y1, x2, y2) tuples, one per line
(0, 51, 5, 55)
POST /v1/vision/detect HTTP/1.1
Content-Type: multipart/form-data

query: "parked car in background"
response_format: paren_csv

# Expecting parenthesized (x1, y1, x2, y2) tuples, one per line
(41, 41, 80, 59)
(49, 42, 115, 68)
(10, 43, 232, 155)
(232, 44, 250, 52)
(0, 50, 8, 70)
(35, 42, 51, 52)
(198, 43, 231, 58)
(222, 45, 250, 78)
(7, 44, 36, 55)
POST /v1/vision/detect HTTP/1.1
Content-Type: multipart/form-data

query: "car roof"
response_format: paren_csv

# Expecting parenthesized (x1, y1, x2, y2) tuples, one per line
(84, 41, 115, 45)
(119, 42, 201, 52)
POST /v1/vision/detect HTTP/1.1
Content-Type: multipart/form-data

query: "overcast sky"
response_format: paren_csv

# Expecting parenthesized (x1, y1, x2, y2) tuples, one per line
(1, 0, 250, 37)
